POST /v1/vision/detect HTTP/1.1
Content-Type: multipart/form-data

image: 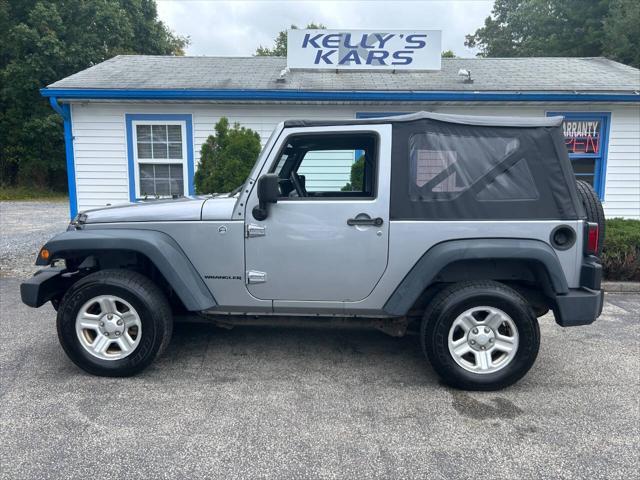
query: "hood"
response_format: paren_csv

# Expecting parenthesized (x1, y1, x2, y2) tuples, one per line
(80, 195, 237, 224)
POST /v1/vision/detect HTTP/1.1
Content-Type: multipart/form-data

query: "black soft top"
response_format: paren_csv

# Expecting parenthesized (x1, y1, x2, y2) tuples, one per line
(284, 111, 564, 129)
(287, 111, 581, 221)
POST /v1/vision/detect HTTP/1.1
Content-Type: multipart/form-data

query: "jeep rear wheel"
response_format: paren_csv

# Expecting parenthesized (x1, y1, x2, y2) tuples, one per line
(57, 269, 173, 377)
(421, 281, 540, 391)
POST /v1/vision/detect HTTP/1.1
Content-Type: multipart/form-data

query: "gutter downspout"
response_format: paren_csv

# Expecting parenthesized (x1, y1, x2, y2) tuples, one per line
(49, 97, 77, 219)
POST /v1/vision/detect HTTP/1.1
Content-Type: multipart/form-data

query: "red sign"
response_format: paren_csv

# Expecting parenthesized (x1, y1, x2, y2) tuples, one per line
(562, 119, 601, 155)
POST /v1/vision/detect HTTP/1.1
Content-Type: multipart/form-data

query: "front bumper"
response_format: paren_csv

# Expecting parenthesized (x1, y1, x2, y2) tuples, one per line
(20, 267, 68, 308)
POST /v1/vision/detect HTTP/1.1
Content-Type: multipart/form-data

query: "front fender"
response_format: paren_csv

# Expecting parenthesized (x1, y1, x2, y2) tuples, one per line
(383, 238, 569, 316)
(37, 229, 217, 311)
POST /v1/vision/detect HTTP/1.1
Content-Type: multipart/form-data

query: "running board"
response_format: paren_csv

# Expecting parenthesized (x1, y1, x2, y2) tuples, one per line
(174, 314, 410, 337)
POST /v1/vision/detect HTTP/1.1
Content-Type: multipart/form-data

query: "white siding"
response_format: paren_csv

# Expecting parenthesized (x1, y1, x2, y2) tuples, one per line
(603, 106, 640, 218)
(70, 102, 640, 218)
(71, 104, 128, 210)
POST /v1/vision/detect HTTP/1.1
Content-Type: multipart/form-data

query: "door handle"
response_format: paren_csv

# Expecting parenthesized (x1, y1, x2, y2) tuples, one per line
(347, 217, 383, 227)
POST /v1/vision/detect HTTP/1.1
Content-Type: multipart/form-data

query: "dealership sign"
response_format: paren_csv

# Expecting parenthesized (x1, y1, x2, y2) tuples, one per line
(287, 29, 442, 70)
(562, 119, 601, 155)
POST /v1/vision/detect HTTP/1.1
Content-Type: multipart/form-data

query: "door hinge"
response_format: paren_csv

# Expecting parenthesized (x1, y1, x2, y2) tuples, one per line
(246, 270, 267, 284)
(246, 223, 266, 238)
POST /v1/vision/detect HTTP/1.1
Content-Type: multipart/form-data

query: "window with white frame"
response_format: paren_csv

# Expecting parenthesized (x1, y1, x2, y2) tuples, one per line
(133, 122, 188, 198)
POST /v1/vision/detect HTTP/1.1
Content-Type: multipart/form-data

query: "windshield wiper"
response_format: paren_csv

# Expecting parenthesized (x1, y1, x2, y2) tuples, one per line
(209, 183, 245, 198)
(227, 184, 243, 196)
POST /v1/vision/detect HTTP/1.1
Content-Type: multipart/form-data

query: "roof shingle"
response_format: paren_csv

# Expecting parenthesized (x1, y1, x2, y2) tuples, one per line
(46, 55, 640, 93)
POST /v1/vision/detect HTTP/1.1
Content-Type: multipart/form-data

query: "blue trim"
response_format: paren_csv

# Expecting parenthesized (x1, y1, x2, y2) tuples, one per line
(356, 112, 411, 118)
(48, 96, 65, 116)
(547, 111, 611, 200)
(125, 114, 195, 201)
(48, 97, 77, 219)
(41, 88, 640, 103)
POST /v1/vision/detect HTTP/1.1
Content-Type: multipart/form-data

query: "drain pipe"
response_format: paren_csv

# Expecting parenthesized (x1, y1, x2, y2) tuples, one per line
(48, 97, 78, 219)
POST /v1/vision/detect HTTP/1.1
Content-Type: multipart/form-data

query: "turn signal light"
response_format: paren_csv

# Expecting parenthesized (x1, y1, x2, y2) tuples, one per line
(39, 248, 50, 261)
(585, 223, 599, 256)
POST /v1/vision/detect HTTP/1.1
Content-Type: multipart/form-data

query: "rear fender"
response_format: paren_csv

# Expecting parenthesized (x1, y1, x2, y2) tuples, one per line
(383, 238, 568, 316)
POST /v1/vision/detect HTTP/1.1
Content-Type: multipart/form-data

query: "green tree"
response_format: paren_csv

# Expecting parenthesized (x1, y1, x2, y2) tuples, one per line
(441, 50, 457, 58)
(255, 23, 326, 56)
(464, 0, 640, 67)
(465, 0, 611, 58)
(603, 0, 640, 68)
(0, 0, 188, 190)
(341, 154, 365, 192)
(194, 118, 262, 194)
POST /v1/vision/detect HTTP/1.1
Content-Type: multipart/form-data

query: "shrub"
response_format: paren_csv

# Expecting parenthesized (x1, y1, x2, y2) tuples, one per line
(341, 154, 365, 192)
(194, 118, 262, 194)
(601, 218, 640, 281)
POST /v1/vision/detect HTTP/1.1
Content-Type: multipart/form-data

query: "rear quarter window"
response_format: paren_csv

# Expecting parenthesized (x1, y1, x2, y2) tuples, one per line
(408, 132, 538, 202)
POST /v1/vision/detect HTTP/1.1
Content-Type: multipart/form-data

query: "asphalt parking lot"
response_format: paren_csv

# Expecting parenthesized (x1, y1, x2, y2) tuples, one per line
(1, 201, 639, 479)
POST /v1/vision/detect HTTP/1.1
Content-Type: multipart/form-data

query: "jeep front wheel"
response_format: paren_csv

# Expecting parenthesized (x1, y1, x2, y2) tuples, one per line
(57, 269, 173, 377)
(421, 281, 540, 391)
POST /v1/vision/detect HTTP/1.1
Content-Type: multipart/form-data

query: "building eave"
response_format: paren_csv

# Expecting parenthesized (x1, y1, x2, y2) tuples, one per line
(40, 88, 640, 103)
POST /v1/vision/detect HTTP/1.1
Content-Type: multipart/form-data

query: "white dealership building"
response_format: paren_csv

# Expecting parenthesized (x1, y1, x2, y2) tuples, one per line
(41, 30, 640, 218)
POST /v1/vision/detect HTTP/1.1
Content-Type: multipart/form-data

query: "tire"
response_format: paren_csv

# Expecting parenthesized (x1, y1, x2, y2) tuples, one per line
(576, 179, 605, 255)
(57, 269, 173, 377)
(420, 281, 540, 391)
(533, 306, 550, 318)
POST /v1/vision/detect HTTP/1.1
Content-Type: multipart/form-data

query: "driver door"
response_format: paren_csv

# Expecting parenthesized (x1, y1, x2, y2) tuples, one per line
(244, 125, 391, 304)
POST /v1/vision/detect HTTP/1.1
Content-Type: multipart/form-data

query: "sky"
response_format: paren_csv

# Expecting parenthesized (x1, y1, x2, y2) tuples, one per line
(156, 0, 494, 58)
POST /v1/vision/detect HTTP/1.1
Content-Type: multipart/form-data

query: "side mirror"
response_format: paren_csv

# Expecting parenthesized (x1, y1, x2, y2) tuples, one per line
(252, 173, 279, 220)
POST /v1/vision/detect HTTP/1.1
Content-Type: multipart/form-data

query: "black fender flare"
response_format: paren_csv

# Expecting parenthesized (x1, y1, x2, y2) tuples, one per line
(383, 238, 569, 316)
(37, 229, 217, 311)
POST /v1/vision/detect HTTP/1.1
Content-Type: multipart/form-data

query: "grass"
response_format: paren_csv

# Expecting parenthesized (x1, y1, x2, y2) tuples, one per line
(0, 185, 68, 201)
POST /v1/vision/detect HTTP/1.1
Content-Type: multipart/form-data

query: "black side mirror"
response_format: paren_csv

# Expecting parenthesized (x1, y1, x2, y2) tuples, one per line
(252, 173, 279, 220)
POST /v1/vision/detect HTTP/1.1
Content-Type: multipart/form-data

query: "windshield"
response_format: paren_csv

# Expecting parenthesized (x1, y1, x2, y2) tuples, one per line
(246, 124, 282, 183)
(226, 124, 282, 197)
(210, 126, 282, 198)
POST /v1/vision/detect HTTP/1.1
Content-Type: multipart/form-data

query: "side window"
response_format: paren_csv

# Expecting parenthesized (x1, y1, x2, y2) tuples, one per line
(272, 134, 377, 198)
(475, 158, 539, 201)
(408, 132, 538, 201)
(134, 122, 187, 198)
(413, 149, 460, 193)
(298, 149, 364, 193)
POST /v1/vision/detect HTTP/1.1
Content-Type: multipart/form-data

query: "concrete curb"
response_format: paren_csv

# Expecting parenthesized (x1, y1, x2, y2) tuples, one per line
(603, 281, 640, 293)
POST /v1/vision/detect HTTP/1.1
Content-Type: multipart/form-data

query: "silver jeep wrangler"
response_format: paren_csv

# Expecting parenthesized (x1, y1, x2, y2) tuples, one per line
(21, 112, 605, 390)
